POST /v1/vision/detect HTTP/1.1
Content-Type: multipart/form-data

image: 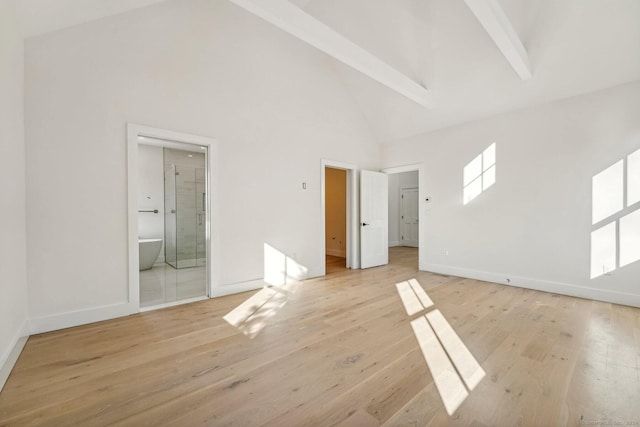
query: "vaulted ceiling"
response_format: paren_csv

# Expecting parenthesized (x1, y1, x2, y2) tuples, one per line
(16, 0, 166, 37)
(17, 0, 640, 143)
(290, 0, 640, 143)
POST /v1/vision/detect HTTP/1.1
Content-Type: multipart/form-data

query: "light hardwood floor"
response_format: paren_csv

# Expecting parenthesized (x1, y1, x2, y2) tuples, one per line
(1, 247, 639, 426)
(326, 255, 347, 275)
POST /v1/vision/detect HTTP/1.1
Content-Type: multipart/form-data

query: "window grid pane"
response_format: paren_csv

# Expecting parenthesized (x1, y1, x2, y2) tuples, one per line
(620, 209, 640, 267)
(464, 155, 482, 187)
(627, 148, 640, 207)
(483, 165, 496, 190)
(463, 176, 482, 205)
(482, 143, 496, 171)
(590, 222, 617, 279)
(592, 160, 624, 224)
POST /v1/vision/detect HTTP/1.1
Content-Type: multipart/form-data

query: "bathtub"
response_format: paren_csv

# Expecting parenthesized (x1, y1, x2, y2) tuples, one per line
(139, 238, 163, 271)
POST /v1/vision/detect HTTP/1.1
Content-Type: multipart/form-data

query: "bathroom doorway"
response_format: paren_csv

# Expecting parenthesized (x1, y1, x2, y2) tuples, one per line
(127, 124, 217, 311)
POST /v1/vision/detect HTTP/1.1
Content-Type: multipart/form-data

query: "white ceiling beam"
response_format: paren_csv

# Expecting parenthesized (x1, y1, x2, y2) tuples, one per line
(465, 0, 532, 80)
(228, 0, 434, 108)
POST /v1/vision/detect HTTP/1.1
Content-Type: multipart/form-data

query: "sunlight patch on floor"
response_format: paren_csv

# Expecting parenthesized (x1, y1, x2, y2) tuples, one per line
(223, 283, 299, 339)
(426, 309, 485, 390)
(396, 279, 433, 316)
(223, 243, 307, 338)
(397, 278, 485, 415)
(411, 316, 469, 415)
(396, 281, 425, 316)
(408, 278, 433, 308)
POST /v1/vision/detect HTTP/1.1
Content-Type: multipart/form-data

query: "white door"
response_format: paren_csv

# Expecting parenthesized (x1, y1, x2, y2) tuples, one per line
(401, 187, 419, 247)
(360, 170, 388, 268)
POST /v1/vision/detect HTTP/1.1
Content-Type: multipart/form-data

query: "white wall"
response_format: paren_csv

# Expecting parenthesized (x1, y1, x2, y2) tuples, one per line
(137, 144, 164, 261)
(382, 81, 640, 307)
(0, 0, 29, 387)
(24, 0, 380, 327)
(388, 171, 418, 246)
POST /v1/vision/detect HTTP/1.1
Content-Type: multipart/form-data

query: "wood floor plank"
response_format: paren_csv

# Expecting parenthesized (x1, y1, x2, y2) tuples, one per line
(1, 247, 639, 426)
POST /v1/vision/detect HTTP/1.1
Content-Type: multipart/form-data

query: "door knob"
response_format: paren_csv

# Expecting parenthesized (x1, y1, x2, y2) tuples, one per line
(361, 222, 369, 226)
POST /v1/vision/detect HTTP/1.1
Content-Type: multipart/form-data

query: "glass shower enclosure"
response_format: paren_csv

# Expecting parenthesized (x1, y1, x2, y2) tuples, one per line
(164, 160, 207, 269)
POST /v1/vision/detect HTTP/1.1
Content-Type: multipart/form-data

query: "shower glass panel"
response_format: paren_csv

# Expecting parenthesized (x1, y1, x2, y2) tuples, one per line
(164, 164, 177, 267)
(196, 167, 206, 266)
(164, 153, 207, 269)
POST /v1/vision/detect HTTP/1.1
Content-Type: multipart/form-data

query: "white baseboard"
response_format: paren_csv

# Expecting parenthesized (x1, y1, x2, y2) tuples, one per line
(29, 302, 138, 335)
(210, 279, 266, 298)
(388, 241, 400, 247)
(0, 320, 29, 392)
(423, 262, 640, 308)
(326, 249, 346, 258)
(27, 278, 276, 335)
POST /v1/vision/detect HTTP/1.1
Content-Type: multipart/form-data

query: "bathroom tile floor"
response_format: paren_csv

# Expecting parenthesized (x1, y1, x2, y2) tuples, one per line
(140, 263, 207, 307)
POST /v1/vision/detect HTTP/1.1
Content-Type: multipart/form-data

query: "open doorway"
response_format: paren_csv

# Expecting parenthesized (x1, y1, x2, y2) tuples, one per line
(127, 124, 218, 312)
(388, 171, 418, 248)
(137, 145, 208, 309)
(325, 167, 347, 274)
(321, 160, 358, 275)
(384, 165, 424, 270)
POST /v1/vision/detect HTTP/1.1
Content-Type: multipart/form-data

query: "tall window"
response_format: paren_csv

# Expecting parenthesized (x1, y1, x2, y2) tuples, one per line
(463, 143, 496, 205)
(591, 148, 640, 278)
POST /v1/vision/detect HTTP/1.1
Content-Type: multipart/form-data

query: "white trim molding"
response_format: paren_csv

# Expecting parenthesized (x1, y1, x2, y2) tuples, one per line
(326, 249, 346, 258)
(424, 262, 640, 308)
(0, 321, 29, 392)
(228, 0, 434, 108)
(29, 303, 137, 335)
(465, 0, 532, 80)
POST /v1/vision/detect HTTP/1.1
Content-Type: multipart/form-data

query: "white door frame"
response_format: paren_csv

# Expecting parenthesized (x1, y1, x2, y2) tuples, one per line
(127, 124, 219, 310)
(321, 160, 359, 274)
(382, 163, 425, 270)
